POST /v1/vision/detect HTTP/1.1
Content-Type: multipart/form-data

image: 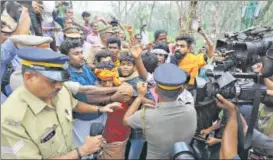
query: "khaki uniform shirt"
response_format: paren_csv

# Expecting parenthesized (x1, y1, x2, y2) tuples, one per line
(128, 101, 197, 159)
(1, 86, 78, 159)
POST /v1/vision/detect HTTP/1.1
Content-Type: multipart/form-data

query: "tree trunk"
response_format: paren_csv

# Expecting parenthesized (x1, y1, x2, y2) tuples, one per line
(254, 1, 273, 26)
(184, 0, 199, 35)
(210, 2, 218, 42)
(70, 1, 73, 8)
(148, 1, 156, 29)
(125, 1, 128, 24)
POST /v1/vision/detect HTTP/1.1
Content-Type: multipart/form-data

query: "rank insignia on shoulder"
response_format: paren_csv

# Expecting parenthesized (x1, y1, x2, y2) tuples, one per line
(1, 140, 24, 154)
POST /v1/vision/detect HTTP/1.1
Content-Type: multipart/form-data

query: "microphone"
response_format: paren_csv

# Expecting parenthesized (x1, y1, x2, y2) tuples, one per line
(90, 122, 104, 136)
(89, 122, 104, 159)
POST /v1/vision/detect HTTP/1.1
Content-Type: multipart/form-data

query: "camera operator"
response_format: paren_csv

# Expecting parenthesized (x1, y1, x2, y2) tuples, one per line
(216, 94, 273, 159)
(252, 63, 273, 138)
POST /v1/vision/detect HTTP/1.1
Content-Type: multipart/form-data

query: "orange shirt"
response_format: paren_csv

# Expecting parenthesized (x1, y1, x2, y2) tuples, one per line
(178, 53, 206, 85)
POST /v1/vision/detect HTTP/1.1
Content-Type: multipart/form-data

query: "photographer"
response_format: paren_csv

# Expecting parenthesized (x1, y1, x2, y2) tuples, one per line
(252, 63, 273, 137)
(216, 94, 273, 159)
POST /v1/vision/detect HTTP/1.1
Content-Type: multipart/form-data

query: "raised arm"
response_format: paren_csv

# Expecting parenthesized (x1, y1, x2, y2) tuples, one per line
(123, 82, 147, 126)
(131, 45, 149, 80)
(198, 26, 215, 58)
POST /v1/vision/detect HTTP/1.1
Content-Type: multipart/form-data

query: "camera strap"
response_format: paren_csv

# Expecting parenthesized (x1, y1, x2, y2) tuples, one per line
(238, 89, 262, 159)
(245, 90, 261, 148)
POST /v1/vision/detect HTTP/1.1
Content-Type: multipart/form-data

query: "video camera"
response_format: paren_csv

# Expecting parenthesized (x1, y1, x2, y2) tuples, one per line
(196, 48, 273, 105)
(172, 142, 197, 160)
(215, 27, 273, 72)
(195, 71, 268, 104)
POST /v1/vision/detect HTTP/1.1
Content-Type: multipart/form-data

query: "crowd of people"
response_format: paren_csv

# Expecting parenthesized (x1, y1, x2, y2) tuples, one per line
(1, 1, 273, 159)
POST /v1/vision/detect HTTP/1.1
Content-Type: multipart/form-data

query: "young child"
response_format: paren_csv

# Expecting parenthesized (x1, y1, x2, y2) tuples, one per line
(118, 52, 155, 159)
(95, 61, 134, 159)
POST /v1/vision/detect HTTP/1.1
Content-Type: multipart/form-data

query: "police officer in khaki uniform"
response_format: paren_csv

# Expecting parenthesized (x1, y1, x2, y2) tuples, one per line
(123, 63, 197, 159)
(85, 25, 114, 70)
(9, 35, 53, 92)
(1, 48, 122, 159)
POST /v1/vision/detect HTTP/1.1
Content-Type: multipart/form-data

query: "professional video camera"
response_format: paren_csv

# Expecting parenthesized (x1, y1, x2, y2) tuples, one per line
(172, 142, 197, 160)
(195, 71, 267, 104)
(196, 48, 273, 104)
(215, 26, 273, 72)
(194, 46, 273, 159)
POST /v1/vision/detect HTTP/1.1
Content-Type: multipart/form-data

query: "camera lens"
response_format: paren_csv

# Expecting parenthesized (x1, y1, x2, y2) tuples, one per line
(266, 48, 273, 60)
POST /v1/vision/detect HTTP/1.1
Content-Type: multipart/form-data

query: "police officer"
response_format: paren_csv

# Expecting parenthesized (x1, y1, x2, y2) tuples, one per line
(9, 35, 53, 92)
(98, 25, 114, 48)
(1, 48, 122, 159)
(123, 63, 197, 159)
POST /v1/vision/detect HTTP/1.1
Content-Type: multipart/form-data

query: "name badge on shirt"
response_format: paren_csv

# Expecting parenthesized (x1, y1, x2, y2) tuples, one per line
(40, 124, 57, 143)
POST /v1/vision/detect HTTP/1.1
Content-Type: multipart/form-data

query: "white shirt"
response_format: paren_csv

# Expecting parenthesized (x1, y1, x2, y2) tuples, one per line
(42, 1, 56, 24)
(141, 30, 149, 45)
(147, 72, 156, 87)
(177, 89, 195, 107)
(146, 72, 194, 106)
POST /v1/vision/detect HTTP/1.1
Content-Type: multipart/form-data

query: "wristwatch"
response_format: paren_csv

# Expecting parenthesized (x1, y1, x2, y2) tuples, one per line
(75, 147, 82, 159)
(98, 107, 101, 114)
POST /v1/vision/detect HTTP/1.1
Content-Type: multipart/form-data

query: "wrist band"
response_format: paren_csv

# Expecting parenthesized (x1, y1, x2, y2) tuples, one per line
(75, 147, 82, 159)
(98, 107, 101, 113)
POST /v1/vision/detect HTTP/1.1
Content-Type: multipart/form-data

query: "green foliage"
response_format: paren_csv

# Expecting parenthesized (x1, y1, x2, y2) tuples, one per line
(72, 1, 273, 43)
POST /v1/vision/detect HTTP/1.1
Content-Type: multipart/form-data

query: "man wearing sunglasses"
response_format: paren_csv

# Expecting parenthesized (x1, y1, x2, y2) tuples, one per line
(1, 48, 122, 159)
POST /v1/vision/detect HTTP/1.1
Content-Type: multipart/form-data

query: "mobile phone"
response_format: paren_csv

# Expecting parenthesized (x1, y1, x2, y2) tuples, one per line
(197, 27, 201, 32)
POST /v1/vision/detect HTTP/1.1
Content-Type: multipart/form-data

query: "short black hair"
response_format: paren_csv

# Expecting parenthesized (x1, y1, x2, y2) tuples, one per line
(63, 17, 72, 24)
(154, 30, 167, 41)
(81, 11, 90, 18)
(95, 50, 112, 63)
(64, 37, 83, 46)
(96, 61, 115, 70)
(107, 37, 121, 49)
(153, 42, 170, 53)
(141, 51, 158, 73)
(59, 39, 82, 55)
(175, 35, 195, 47)
(157, 86, 182, 99)
(134, 33, 142, 39)
(119, 52, 135, 65)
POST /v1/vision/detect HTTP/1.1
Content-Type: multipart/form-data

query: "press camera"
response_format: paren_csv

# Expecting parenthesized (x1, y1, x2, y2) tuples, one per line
(215, 26, 273, 72)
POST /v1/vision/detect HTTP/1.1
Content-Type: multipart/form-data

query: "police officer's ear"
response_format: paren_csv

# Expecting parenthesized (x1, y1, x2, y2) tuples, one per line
(22, 68, 38, 82)
(23, 71, 34, 82)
